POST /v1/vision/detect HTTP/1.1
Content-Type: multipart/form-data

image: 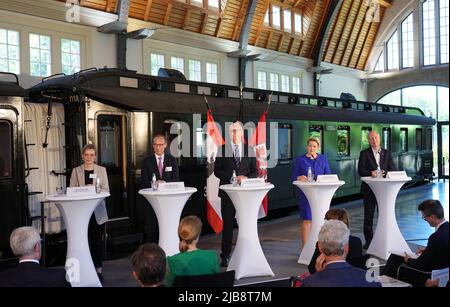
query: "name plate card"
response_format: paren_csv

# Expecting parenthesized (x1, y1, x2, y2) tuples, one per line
(386, 171, 408, 179)
(157, 181, 185, 191)
(316, 174, 339, 183)
(66, 186, 96, 196)
(240, 178, 265, 188)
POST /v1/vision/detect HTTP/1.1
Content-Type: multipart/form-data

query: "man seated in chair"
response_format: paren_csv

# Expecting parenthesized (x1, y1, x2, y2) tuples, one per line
(0, 227, 70, 287)
(382, 199, 449, 287)
(302, 220, 381, 287)
(131, 243, 167, 287)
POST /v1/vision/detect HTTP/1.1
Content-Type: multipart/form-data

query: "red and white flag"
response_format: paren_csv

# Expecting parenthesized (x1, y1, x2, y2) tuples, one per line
(249, 110, 268, 219)
(205, 109, 225, 234)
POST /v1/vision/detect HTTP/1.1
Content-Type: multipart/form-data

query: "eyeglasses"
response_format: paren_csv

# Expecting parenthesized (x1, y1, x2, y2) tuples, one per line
(422, 214, 430, 221)
(153, 143, 165, 147)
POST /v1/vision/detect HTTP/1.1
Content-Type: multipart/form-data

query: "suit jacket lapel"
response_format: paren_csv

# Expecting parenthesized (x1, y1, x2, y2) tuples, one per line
(78, 164, 85, 186)
(379, 149, 385, 168)
(367, 148, 377, 168)
(151, 154, 160, 180)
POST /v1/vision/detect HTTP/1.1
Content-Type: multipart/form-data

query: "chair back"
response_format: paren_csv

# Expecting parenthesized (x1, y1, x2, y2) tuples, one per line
(173, 270, 235, 287)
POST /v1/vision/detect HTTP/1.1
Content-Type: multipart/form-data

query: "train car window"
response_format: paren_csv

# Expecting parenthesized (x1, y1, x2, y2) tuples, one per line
(97, 115, 123, 168)
(278, 123, 293, 160)
(400, 128, 408, 152)
(361, 127, 372, 150)
(382, 127, 392, 151)
(337, 126, 350, 156)
(0, 120, 13, 179)
(416, 128, 423, 150)
(309, 125, 323, 154)
(163, 119, 182, 153)
(426, 128, 433, 150)
(195, 126, 206, 158)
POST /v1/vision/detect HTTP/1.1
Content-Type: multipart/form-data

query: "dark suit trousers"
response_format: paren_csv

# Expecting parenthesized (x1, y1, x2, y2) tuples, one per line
(382, 254, 429, 287)
(88, 214, 104, 269)
(221, 193, 235, 258)
(362, 184, 377, 243)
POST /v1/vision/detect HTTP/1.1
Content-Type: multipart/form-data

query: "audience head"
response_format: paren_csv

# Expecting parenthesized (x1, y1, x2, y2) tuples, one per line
(318, 220, 350, 258)
(325, 208, 350, 228)
(152, 134, 167, 156)
(418, 199, 445, 227)
(178, 215, 202, 253)
(81, 144, 96, 166)
(10, 226, 41, 260)
(131, 243, 166, 287)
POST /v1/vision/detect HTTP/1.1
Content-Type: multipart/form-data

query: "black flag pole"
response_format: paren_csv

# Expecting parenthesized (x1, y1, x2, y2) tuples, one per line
(238, 82, 244, 123)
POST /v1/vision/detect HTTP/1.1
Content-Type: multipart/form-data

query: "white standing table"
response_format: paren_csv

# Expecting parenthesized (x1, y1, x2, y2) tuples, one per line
(46, 192, 110, 287)
(292, 180, 345, 265)
(361, 177, 413, 260)
(219, 183, 274, 280)
(138, 187, 197, 256)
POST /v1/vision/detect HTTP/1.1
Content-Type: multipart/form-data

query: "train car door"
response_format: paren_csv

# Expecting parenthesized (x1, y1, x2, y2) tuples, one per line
(0, 105, 26, 256)
(437, 122, 449, 179)
(87, 102, 129, 219)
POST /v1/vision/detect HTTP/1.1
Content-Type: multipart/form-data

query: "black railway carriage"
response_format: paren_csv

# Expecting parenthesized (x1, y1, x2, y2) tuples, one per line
(0, 68, 436, 260)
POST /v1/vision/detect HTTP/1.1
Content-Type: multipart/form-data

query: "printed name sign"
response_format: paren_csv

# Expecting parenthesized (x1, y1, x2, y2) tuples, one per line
(240, 178, 265, 188)
(316, 174, 339, 183)
(66, 186, 96, 196)
(386, 171, 408, 179)
(157, 182, 185, 191)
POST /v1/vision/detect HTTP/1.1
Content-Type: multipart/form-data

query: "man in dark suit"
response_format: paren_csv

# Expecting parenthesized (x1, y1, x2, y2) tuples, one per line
(302, 220, 381, 287)
(214, 121, 257, 267)
(382, 199, 449, 287)
(140, 134, 180, 243)
(358, 130, 395, 248)
(141, 134, 180, 188)
(0, 226, 70, 287)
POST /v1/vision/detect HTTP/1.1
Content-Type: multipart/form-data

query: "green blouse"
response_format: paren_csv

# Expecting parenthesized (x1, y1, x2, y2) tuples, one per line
(165, 249, 220, 286)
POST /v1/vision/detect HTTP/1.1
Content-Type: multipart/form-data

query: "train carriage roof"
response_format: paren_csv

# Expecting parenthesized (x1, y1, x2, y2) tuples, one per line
(28, 68, 436, 126)
(0, 80, 27, 97)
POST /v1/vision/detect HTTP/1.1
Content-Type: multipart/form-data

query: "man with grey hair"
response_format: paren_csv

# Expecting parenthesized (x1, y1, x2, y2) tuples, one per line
(302, 220, 381, 287)
(0, 226, 70, 287)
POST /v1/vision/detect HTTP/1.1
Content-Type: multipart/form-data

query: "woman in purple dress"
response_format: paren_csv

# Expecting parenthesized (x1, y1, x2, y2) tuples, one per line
(292, 137, 331, 250)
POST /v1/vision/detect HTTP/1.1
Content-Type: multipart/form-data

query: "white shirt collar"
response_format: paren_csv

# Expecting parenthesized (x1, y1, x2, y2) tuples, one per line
(155, 154, 164, 160)
(436, 220, 447, 231)
(19, 259, 40, 264)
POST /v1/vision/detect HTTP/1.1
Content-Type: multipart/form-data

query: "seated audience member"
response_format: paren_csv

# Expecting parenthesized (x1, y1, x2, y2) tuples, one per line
(308, 208, 364, 274)
(302, 220, 381, 287)
(382, 199, 448, 287)
(165, 215, 220, 286)
(131, 243, 167, 287)
(0, 227, 70, 287)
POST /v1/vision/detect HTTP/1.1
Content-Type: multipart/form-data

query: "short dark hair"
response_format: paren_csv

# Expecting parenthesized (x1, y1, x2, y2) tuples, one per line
(131, 243, 166, 286)
(418, 199, 444, 220)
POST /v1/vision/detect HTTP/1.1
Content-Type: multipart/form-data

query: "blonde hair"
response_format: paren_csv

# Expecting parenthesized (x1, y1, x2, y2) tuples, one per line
(178, 215, 202, 253)
(307, 137, 320, 148)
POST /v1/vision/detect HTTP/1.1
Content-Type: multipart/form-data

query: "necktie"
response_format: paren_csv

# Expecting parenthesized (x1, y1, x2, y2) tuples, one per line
(234, 145, 240, 169)
(158, 157, 163, 178)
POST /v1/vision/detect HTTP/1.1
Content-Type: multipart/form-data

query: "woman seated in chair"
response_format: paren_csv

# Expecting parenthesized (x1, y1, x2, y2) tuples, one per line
(165, 215, 220, 286)
(308, 208, 365, 274)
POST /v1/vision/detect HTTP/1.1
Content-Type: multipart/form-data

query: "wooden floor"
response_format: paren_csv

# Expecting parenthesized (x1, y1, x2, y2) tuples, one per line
(102, 181, 449, 287)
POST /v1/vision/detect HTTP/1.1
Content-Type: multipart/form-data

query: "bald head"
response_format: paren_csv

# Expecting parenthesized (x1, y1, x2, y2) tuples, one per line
(368, 131, 380, 151)
(229, 121, 243, 145)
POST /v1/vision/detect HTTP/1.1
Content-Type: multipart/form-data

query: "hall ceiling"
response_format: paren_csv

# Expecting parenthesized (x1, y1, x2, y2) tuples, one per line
(62, 0, 392, 70)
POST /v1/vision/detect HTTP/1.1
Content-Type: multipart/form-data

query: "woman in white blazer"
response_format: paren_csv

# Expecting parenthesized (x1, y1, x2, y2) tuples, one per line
(70, 144, 109, 281)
